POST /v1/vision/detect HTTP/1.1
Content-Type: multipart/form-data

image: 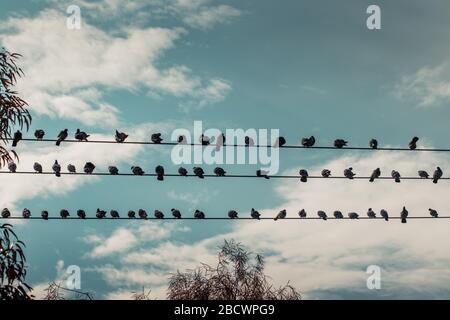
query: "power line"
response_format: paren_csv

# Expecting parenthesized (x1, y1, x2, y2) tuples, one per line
(1, 216, 449, 220)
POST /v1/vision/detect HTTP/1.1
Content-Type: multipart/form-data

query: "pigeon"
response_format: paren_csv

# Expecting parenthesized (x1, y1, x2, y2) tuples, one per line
(344, 167, 355, 179)
(367, 208, 376, 218)
(171, 208, 181, 219)
(228, 210, 238, 219)
(193, 167, 205, 179)
(115, 130, 128, 143)
(178, 167, 188, 176)
(33, 162, 43, 173)
(273, 136, 286, 148)
(298, 209, 307, 218)
(52, 160, 61, 177)
(12, 130, 22, 147)
(251, 208, 260, 220)
(274, 209, 286, 221)
(41, 210, 49, 220)
(299, 169, 308, 182)
(433, 167, 443, 184)
(138, 209, 148, 219)
(127, 210, 136, 218)
(401, 206, 408, 224)
(8, 162, 17, 173)
(194, 209, 205, 219)
(110, 210, 120, 219)
(34, 129, 45, 140)
(67, 164, 76, 173)
(96, 208, 106, 219)
(334, 139, 348, 149)
(155, 165, 165, 181)
(380, 209, 389, 221)
(84, 162, 96, 174)
(200, 134, 210, 146)
(301, 136, 315, 148)
(391, 170, 401, 183)
(256, 169, 270, 179)
(22, 208, 31, 219)
(77, 209, 86, 219)
(409, 137, 419, 150)
(369, 168, 381, 182)
(132, 166, 145, 176)
(177, 135, 187, 144)
(245, 136, 255, 147)
(151, 133, 163, 144)
(429, 208, 438, 218)
(334, 211, 344, 219)
(60, 209, 70, 219)
(348, 212, 359, 219)
(215, 133, 225, 151)
(214, 167, 226, 177)
(318, 210, 327, 220)
(1, 208, 11, 218)
(321, 169, 331, 178)
(418, 170, 429, 179)
(75, 129, 89, 141)
(56, 129, 68, 146)
(369, 139, 378, 149)
(154, 210, 164, 219)
(108, 166, 119, 175)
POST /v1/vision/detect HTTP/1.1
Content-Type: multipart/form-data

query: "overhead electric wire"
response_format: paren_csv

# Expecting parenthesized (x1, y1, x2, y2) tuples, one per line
(1, 216, 449, 220)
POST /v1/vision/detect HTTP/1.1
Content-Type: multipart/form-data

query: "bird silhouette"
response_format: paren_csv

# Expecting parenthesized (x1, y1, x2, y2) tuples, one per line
(367, 208, 376, 218)
(60, 209, 70, 219)
(200, 134, 210, 146)
(41, 210, 49, 220)
(8, 162, 16, 173)
(67, 164, 76, 173)
(12, 130, 22, 147)
(348, 212, 359, 219)
(53, 160, 61, 177)
(22, 208, 31, 218)
(251, 208, 260, 220)
(96, 208, 106, 219)
(256, 169, 270, 179)
(334, 139, 348, 149)
(321, 169, 331, 178)
(115, 130, 128, 143)
(178, 167, 188, 176)
(298, 209, 307, 218)
(132, 166, 145, 175)
(84, 162, 96, 174)
(110, 210, 120, 219)
(369, 139, 378, 149)
(429, 208, 438, 218)
(214, 167, 226, 177)
(194, 209, 205, 219)
(299, 169, 308, 182)
(75, 129, 89, 141)
(215, 133, 225, 151)
(151, 133, 163, 144)
(409, 137, 419, 150)
(108, 166, 119, 175)
(401, 206, 408, 224)
(245, 136, 255, 147)
(369, 168, 381, 182)
(154, 210, 164, 219)
(273, 136, 286, 148)
(56, 129, 68, 146)
(155, 165, 165, 181)
(334, 211, 344, 219)
(418, 170, 429, 179)
(433, 167, 443, 184)
(301, 136, 315, 147)
(138, 209, 148, 219)
(344, 167, 355, 179)
(391, 170, 401, 183)
(34, 129, 45, 140)
(1, 208, 11, 218)
(177, 135, 187, 144)
(193, 167, 205, 179)
(274, 209, 286, 221)
(318, 210, 327, 220)
(380, 209, 389, 221)
(228, 210, 238, 219)
(171, 208, 181, 219)
(77, 209, 86, 219)
(128, 210, 136, 218)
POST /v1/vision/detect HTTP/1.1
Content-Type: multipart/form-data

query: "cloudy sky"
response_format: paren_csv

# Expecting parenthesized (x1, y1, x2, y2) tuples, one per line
(2, 0, 450, 299)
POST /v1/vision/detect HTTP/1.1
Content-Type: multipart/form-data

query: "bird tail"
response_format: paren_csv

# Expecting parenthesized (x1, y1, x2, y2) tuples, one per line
(274, 217, 278, 221)
(56, 139, 61, 146)
(157, 176, 164, 181)
(395, 178, 400, 183)
(12, 141, 17, 147)
(433, 179, 438, 184)
(55, 172, 60, 177)
(369, 177, 374, 182)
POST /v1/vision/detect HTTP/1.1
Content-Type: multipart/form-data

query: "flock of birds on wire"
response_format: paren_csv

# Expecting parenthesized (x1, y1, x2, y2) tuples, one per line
(0, 207, 440, 223)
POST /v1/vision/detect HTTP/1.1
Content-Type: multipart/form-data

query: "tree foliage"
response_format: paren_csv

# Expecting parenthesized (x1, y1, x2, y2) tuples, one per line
(167, 240, 301, 300)
(0, 48, 31, 167)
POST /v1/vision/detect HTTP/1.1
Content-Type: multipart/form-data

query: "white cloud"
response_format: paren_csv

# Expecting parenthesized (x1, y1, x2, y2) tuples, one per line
(181, 4, 241, 30)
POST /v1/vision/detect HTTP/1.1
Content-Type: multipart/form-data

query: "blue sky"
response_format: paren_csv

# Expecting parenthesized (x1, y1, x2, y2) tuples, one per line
(2, 0, 450, 299)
